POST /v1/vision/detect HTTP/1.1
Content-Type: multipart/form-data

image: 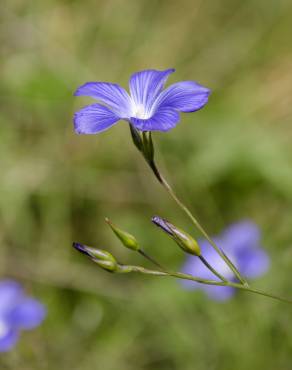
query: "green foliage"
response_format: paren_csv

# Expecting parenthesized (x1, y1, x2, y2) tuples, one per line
(1, 1, 292, 369)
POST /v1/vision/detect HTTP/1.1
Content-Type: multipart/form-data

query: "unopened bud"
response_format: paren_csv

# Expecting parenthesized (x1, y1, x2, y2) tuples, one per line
(73, 242, 118, 272)
(73, 242, 92, 257)
(92, 258, 117, 272)
(105, 218, 139, 251)
(152, 216, 201, 256)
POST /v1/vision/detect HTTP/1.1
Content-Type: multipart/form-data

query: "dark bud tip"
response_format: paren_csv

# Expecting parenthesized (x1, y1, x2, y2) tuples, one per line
(72, 242, 91, 257)
(151, 216, 201, 256)
(151, 216, 173, 235)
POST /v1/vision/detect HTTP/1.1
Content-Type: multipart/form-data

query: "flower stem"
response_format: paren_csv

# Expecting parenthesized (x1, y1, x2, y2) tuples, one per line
(199, 255, 227, 282)
(169, 271, 292, 304)
(129, 266, 292, 304)
(138, 249, 165, 270)
(129, 266, 223, 285)
(148, 158, 249, 287)
(129, 267, 292, 303)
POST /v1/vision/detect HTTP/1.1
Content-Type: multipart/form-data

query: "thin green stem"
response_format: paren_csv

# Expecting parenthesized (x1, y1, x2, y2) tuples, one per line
(227, 282, 292, 304)
(138, 249, 165, 270)
(139, 247, 227, 283)
(168, 271, 292, 304)
(148, 159, 249, 287)
(199, 255, 227, 282)
(125, 265, 292, 304)
(154, 271, 292, 303)
(129, 266, 223, 285)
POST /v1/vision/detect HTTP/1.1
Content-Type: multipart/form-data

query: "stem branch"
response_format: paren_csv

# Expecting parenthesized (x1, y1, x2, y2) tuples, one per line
(199, 255, 227, 282)
(138, 249, 165, 270)
(164, 270, 292, 304)
(149, 159, 249, 286)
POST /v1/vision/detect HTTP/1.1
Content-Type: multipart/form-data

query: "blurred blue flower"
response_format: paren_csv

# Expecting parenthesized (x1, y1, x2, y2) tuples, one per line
(74, 69, 210, 134)
(181, 221, 270, 301)
(0, 280, 46, 352)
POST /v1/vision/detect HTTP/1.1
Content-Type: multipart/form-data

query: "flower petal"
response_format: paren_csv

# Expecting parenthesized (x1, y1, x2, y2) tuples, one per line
(0, 280, 23, 315)
(223, 220, 261, 252)
(129, 69, 175, 115)
(130, 107, 179, 132)
(74, 104, 119, 134)
(74, 82, 132, 118)
(237, 248, 270, 279)
(0, 327, 19, 352)
(154, 81, 210, 112)
(8, 298, 46, 330)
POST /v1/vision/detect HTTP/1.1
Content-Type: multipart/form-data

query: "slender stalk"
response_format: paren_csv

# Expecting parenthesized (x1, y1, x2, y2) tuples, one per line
(199, 255, 227, 282)
(138, 249, 165, 270)
(129, 265, 292, 303)
(127, 128, 292, 303)
(148, 159, 249, 287)
(168, 271, 292, 304)
(140, 247, 228, 283)
(227, 283, 292, 304)
(130, 266, 223, 285)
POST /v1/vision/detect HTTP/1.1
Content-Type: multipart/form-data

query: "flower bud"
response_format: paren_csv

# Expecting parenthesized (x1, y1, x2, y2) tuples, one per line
(152, 216, 201, 256)
(105, 218, 139, 251)
(73, 242, 118, 272)
(73, 242, 92, 257)
(92, 258, 117, 272)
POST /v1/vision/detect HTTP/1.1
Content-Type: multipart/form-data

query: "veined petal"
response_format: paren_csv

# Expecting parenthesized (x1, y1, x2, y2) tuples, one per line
(74, 82, 132, 118)
(130, 107, 179, 132)
(154, 81, 210, 113)
(129, 69, 175, 116)
(8, 298, 46, 330)
(74, 104, 119, 134)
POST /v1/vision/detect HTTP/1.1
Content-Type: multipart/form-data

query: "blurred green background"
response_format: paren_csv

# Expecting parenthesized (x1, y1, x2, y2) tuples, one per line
(1, 0, 292, 369)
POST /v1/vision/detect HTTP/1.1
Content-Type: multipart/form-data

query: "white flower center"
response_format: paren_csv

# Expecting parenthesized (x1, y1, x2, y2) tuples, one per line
(131, 102, 151, 119)
(0, 319, 9, 339)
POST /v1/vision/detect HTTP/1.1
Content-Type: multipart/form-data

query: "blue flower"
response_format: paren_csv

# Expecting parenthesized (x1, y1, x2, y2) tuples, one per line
(181, 221, 270, 301)
(0, 280, 46, 352)
(74, 69, 210, 134)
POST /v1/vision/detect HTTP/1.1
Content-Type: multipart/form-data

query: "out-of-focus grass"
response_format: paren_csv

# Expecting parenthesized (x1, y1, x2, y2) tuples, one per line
(1, 1, 292, 369)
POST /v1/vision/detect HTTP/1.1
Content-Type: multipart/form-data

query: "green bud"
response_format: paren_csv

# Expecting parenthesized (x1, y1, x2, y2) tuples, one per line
(105, 218, 139, 251)
(86, 247, 116, 263)
(72, 242, 118, 272)
(92, 258, 118, 272)
(152, 216, 201, 256)
(170, 224, 201, 256)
